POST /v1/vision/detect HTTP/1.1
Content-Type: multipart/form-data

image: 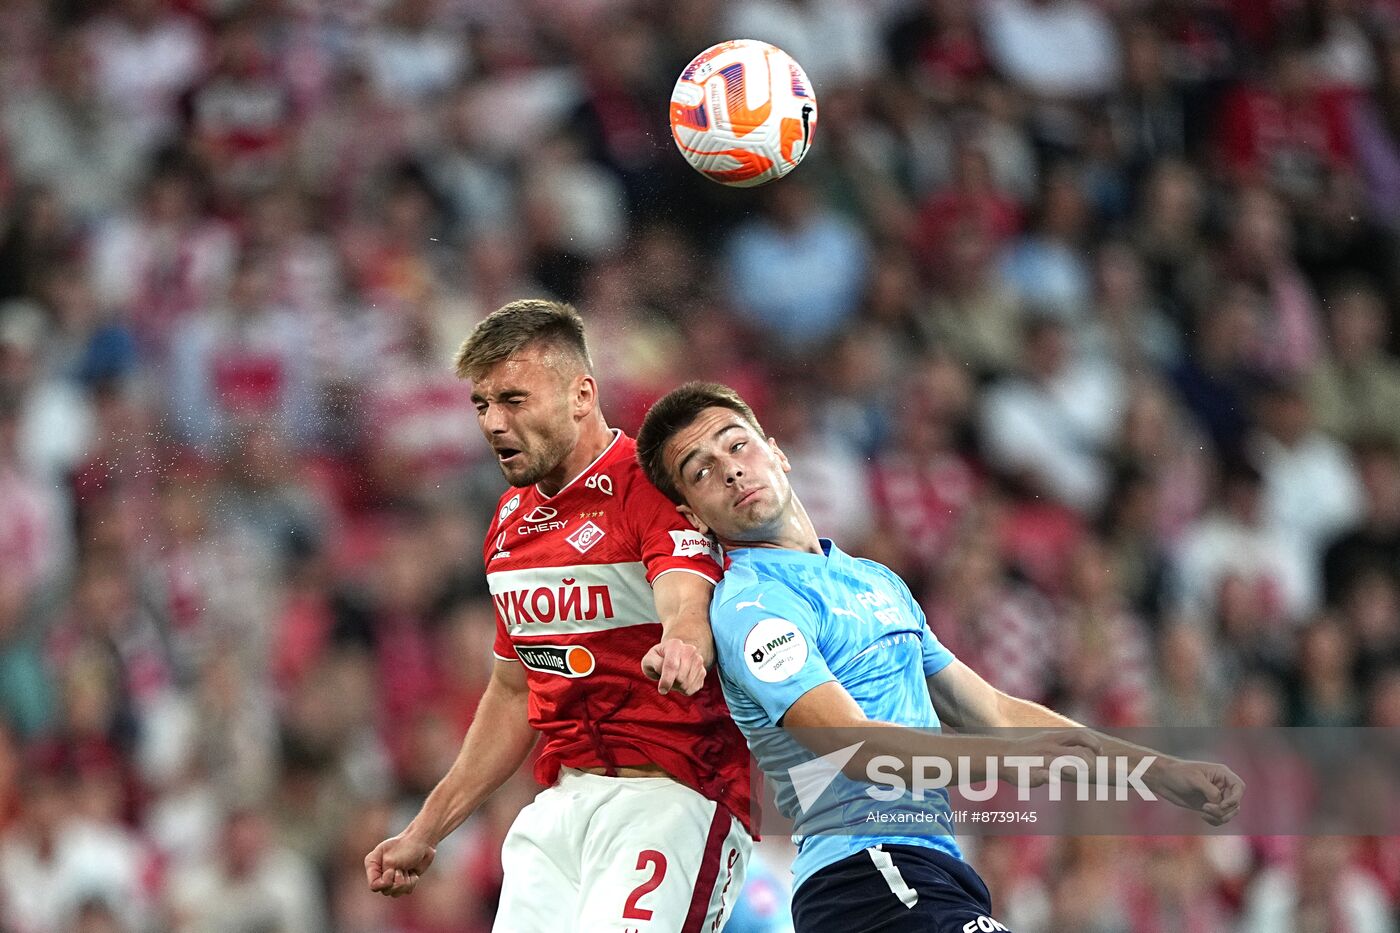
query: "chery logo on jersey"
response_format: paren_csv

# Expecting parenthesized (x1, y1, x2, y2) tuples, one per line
(518, 505, 568, 535)
(744, 617, 808, 683)
(565, 521, 606, 554)
(514, 644, 596, 678)
(498, 494, 521, 523)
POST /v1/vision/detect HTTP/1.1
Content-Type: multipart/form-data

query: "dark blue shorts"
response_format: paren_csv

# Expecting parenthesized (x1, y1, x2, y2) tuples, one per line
(790, 845, 1013, 933)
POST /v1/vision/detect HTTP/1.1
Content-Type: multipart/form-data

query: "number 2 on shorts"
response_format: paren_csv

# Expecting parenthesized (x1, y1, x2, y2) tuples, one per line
(621, 850, 668, 921)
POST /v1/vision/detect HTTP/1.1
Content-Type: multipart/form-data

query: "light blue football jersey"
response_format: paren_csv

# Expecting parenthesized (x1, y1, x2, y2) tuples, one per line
(711, 539, 963, 892)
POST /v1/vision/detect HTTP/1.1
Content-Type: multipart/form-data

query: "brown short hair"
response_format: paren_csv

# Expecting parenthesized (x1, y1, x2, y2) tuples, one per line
(636, 382, 764, 503)
(453, 299, 592, 380)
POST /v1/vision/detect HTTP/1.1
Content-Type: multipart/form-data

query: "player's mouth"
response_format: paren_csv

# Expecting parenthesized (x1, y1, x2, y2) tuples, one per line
(735, 487, 764, 508)
(495, 447, 523, 465)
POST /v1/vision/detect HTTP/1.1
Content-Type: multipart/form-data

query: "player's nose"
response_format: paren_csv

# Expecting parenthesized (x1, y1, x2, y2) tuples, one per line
(481, 405, 508, 433)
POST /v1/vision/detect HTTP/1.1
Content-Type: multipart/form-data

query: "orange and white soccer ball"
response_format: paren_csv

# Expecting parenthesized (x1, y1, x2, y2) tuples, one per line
(669, 39, 818, 187)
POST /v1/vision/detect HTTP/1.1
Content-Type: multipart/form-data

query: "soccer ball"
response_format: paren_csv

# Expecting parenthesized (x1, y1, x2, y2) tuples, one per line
(669, 39, 818, 188)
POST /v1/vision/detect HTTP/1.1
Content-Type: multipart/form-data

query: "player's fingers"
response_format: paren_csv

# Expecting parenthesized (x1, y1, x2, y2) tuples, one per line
(391, 872, 418, 897)
(677, 655, 705, 695)
(688, 655, 707, 691)
(1205, 794, 1239, 824)
(365, 847, 387, 889)
(1217, 771, 1245, 808)
(1210, 795, 1241, 823)
(641, 645, 662, 680)
(1196, 772, 1224, 805)
(1068, 730, 1103, 755)
(659, 645, 685, 695)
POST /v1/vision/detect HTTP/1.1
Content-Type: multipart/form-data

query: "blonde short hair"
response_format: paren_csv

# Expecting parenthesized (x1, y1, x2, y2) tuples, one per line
(453, 299, 592, 380)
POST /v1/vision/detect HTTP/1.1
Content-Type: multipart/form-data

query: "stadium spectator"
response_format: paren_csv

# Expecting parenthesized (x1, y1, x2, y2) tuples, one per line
(89, 155, 237, 360)
(1323, 437, 1400, 602)
(722, 178, 870, 354)
(360, 0, 470, 105)
(868, 353, 979, 578)
(168, 256, 318, 451)
(1241, 836, 1394, 933)
(1054, 539, 1152, 727)
(0, 766, 153, 933)
(999, 162, 1095, 320)
(1348, 28, 1400, 227)
(84, 0, 205, 148)
(979, 314, 1124, 513)
(979, 0, 1121, 101)
(3, 30, 145, 221)
(1172, 457, 1314, 624)
(1153, 621, 1227, 727)
(1309, 280, 1400, 446)
(164, 807, 327, 933)
(1249, 377, 1364, 586)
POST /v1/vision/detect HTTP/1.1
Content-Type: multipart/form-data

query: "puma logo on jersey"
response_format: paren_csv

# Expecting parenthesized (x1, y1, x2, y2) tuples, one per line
(831, 607, 859, 618)
(735, 595, 768, 612)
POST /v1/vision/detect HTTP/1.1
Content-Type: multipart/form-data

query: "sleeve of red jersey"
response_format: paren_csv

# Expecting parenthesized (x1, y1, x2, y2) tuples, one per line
(627, 479, 723, 586)
(491, 605, 518, 661)
(483, 515, 519, 662)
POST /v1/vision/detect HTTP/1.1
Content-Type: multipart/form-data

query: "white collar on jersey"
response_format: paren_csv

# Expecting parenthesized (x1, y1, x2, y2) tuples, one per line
(534, 428, 623, 501)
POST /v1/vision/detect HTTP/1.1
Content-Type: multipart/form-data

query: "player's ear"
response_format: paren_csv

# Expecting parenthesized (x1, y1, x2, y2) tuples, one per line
(768, 437, 792, 474)
(677, 504, 709, 536)
(573, 374, 598, 419)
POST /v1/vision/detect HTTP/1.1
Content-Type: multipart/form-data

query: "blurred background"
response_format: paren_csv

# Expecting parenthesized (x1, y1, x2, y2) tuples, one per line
(4, 0, 1400, 930)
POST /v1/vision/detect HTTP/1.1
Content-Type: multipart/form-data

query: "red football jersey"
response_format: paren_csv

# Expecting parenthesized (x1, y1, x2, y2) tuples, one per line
(485, 431, 753, 831)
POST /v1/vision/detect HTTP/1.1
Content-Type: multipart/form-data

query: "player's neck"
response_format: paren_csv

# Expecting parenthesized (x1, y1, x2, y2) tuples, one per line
(721, 499, 823, 555)
(536, 416, 614, 498)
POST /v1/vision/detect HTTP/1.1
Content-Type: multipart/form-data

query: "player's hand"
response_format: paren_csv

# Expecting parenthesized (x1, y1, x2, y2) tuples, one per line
(1002, 729, 1104, 787)
(365, 830, 436, 897)
(642, 637, 707, 696)
(1150, 759, 1245, 826)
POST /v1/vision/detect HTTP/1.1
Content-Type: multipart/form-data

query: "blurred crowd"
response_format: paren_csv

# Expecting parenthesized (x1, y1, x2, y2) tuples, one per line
(4, 0, 1400, 930)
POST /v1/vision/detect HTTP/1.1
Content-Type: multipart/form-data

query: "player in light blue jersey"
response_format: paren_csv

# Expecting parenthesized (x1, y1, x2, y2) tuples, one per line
(637, 383, 1244, 933)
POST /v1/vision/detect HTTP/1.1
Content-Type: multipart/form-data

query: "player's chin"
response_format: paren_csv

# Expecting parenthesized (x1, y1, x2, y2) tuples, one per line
(498, 460, 538, 486)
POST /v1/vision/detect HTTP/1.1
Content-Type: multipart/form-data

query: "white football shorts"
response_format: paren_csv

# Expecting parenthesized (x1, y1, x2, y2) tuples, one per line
(494, 768, 752, 932)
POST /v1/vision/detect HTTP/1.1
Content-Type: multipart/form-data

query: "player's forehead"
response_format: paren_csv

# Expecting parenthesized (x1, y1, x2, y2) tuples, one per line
(664, 407, 752, 473)
(470, 350, 567, 398)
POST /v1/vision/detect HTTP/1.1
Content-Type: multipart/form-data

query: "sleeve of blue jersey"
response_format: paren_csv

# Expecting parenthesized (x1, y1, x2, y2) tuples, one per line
(874, 561, 956, 677)
(711, 583, 837, 726)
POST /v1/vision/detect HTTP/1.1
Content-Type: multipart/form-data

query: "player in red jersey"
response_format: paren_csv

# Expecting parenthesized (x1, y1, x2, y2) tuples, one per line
(364, 300, 753, 931)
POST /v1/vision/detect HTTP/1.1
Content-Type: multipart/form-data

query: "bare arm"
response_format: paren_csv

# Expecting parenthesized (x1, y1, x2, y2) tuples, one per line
(366, 658, 536, 896)
(927, 660, 1243, 824)
(641, 570, 717, 695)
(780, 680, 1098, 786)
(929, 659, 1162, 760)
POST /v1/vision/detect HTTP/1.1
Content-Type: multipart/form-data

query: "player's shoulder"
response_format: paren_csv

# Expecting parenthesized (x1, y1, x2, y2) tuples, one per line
(607, 433, 665, 498)
(850, 553, 915, 598)
(713, 562, 815, 626)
